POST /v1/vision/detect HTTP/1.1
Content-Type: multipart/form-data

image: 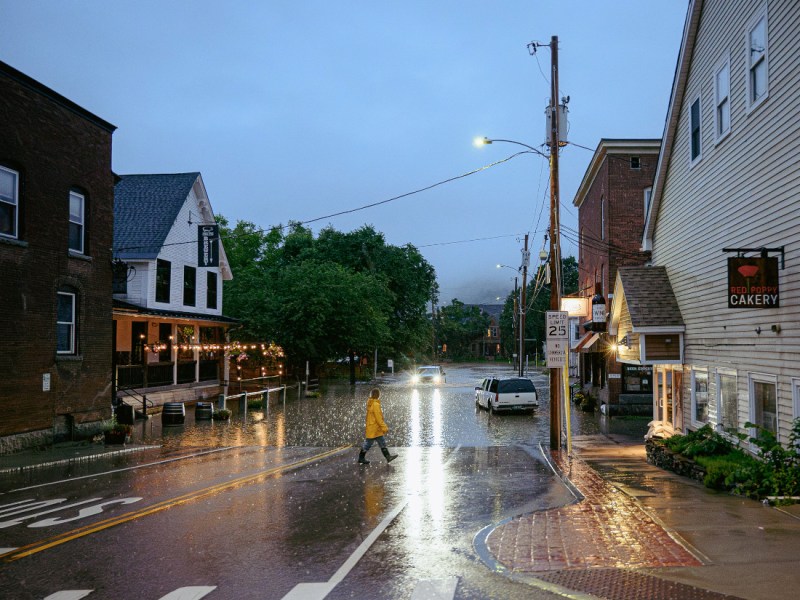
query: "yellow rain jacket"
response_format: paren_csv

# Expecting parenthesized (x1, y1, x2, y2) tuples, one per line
(365, 397, 389, 439)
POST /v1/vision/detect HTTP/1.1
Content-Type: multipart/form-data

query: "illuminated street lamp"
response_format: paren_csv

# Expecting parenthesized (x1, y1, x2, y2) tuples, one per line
(474, 137, 549, 158)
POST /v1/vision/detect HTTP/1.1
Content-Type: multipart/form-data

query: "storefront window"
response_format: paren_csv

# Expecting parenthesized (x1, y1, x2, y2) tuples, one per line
(622, 364, 653, 393)
(692, 369, 709, 424)
(717, 372, 738, 434)
(751, 376, 777, 435)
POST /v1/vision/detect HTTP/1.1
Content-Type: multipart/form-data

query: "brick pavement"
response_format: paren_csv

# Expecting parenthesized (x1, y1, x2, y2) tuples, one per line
(486, 449, 702, 573)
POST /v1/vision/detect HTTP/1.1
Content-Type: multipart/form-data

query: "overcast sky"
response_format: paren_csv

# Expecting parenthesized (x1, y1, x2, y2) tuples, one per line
(2, 1, 687, 305)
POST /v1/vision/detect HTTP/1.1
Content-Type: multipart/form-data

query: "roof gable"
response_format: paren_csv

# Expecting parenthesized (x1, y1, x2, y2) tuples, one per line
(611, 266, 685, 331)
(114, 172, 200, 258)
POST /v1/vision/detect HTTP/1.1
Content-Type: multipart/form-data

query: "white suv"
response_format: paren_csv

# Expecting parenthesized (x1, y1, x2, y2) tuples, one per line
(475, 376, 538, 413)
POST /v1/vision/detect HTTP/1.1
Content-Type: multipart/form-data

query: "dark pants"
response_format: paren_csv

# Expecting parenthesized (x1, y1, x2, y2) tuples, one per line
(362, 436, 387, 452)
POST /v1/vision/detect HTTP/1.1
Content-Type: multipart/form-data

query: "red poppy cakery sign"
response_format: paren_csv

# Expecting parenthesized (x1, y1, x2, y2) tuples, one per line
(727, 257, 779, 308)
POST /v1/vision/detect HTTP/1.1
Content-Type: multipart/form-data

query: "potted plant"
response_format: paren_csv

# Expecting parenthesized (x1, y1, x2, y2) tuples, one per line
(103, 416, 132, 444)
(213, 408, 231, 421)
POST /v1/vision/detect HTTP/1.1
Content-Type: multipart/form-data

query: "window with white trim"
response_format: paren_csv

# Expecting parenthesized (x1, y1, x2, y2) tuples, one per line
(749, 373, 777, 436)
(644, 187, 652, 216)
(691, 368, 709, 424)
(0, 165, 19, 239)
(746, 8, 768, 110)
(57, 291, 77, 354)
(714, 58, 731, 140)
(716, 370, 738, 434)
(689, 96, 702, 163)
(68, 190, 85, 253)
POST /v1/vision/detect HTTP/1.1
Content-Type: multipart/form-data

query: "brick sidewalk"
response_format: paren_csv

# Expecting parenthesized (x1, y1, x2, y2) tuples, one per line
(486, 450, 702, 572)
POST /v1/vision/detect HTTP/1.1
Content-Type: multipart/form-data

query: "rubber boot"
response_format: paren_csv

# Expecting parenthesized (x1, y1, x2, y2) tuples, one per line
(358, 450, 370, 465)
(381, 447, 398, 463)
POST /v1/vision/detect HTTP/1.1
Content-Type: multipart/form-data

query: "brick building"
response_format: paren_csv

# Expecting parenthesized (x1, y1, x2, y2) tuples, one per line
(0, 61, 116, 451)
(572, 139, 659, 412)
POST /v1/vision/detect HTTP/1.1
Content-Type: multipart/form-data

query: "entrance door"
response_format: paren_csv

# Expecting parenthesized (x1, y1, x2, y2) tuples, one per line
(656, 368, 673, 427)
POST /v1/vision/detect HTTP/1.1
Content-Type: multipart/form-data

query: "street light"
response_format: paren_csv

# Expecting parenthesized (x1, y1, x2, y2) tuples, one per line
(474, 137, 549, 159)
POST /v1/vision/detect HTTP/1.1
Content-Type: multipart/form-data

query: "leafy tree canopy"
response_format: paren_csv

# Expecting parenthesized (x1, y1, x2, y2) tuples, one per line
(436, 299, 490, 360)
(217, 218, 437, 370)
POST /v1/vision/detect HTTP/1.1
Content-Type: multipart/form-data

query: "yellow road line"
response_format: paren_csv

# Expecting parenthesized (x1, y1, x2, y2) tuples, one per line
(2, 446, 350, 562)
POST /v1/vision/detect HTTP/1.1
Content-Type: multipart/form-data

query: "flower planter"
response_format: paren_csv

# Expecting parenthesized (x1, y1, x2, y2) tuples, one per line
(104, 430, 129, 445)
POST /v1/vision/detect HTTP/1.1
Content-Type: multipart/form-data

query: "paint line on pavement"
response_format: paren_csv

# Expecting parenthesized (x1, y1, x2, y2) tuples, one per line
(2, 446, 351, 562)
(9, 447, 237, 492)
(282, 445, 463, 600)
(43, 592, 93, 600)
(410, 576, 459, 599)
(158, 586, 217, 600)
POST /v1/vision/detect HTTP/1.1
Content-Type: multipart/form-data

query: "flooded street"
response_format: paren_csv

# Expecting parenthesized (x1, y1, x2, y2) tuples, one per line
(1, 363, 648, 600)
(131, 363, 647, 452)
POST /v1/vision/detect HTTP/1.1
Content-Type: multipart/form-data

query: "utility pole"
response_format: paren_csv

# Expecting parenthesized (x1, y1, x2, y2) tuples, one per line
(512, 276, 518, 372)
(548, 35, 562, 450)
(431, 295, 437, 363)
(519, 234, 529, 377)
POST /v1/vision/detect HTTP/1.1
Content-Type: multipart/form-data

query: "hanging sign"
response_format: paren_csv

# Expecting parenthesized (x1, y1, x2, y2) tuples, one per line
(198, 225, 219, 267)
(560, 297, 589, 317)
(727, 257, 779, 308)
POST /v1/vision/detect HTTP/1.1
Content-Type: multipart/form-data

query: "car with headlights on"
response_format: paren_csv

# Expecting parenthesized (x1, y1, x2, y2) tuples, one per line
(475, 376, 538, 413)
(411, 365, 446, 385)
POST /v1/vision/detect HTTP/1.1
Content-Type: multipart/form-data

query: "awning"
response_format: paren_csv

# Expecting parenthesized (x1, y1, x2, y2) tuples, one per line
(573, 332, 600, 352)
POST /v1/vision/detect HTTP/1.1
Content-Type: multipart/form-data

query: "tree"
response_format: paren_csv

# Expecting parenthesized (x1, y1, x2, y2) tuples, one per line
(437, 300, 490, 360)
(217, 218, 436, 374)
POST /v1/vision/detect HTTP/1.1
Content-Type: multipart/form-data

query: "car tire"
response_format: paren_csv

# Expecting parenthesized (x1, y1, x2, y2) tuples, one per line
(489, 402, 496, 414)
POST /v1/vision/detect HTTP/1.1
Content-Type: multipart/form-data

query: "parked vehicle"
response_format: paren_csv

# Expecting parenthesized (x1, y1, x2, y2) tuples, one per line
(475, 376, 538, 413)
(411, 365, 446, 385)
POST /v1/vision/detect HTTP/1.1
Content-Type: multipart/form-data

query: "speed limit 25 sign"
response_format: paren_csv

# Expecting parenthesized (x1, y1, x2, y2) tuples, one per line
(546, 311, 569, 340)
(546, 311, 569, 368)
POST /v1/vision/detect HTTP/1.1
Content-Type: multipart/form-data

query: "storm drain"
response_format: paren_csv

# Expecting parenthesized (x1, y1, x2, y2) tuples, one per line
(535, 569, 746, 600)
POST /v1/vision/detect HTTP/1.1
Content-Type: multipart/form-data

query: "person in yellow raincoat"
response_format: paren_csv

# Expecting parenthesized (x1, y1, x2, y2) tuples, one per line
(358, 387, 398, 464)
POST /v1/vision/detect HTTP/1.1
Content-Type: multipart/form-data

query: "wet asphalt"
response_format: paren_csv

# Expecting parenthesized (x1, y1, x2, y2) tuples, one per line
(0, 363, 649, 600)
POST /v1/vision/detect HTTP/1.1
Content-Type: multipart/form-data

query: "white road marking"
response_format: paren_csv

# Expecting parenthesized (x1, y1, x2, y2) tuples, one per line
(282, 501, 407, 600)
(0, 547, 17, 554)
(158, 586, 217, 600)
(9, 447, 234, 492)
(43, 592, 93, 600)
(410, 576, 459, 600)
(282, 446, 462, 600)
(0, 498, 101, 529)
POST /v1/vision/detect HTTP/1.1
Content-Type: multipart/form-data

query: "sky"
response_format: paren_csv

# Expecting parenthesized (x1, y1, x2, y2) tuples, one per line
(1, 1, 687, 305)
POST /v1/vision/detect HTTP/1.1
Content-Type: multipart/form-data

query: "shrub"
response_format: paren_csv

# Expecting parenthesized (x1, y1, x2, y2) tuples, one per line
(664, 424, 732, 458)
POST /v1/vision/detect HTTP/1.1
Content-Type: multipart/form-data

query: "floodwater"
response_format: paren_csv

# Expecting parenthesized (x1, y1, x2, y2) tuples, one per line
(129, 363, 648, 452)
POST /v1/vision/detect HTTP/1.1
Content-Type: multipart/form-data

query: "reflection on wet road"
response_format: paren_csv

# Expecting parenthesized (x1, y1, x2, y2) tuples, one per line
(1, 363, 650, 600)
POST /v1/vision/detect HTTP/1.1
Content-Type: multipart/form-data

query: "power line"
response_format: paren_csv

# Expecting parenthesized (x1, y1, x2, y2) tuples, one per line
(115, 152, 533, 255)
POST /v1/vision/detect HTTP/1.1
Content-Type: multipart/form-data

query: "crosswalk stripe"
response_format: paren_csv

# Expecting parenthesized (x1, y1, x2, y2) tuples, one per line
(158, 586, 217, 600)
(43, 592, 93, 600)
(410, 576, 459, 599)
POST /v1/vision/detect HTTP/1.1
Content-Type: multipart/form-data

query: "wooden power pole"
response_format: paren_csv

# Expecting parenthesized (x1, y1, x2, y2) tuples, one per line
(548, 35, 562, 451)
